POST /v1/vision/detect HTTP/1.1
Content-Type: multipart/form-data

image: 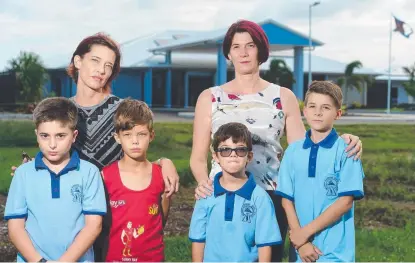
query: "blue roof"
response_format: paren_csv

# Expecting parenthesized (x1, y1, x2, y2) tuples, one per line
(127, 52, 381, 76)
(41, 19, 380, 76)
(148, 19, 323, 52)
(120, 30, 201, 67)
(261, 19, 323, 46)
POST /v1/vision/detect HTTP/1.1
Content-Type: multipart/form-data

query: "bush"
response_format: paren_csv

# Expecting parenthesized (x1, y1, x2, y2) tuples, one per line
(350, 101, 362, 109)
(17, 103, 36, 114)
(341, 104, 348, 115)
(298, 99, 304, 112)
(179, 168, 196, 187)
(0, 103, 36, 113)
(397, 103, 415, 110)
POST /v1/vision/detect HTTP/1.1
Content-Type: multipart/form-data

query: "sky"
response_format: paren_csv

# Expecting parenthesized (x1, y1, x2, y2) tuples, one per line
(1, 0, 415, 74)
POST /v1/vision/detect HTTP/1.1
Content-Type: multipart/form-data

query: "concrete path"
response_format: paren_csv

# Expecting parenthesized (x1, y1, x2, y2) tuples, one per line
(2, 112, 415, 125)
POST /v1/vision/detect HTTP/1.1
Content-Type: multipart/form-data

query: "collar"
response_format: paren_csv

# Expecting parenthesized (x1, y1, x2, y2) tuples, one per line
(303, 128, 338, 149)
(35, 150, 80, 175)
(213, 171, 256, 200)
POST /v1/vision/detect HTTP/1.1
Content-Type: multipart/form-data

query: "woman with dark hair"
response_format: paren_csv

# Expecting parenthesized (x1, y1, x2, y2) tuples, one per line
(12, 32, 179, 262)
(67, 33, 180, 261)
(66, 32, 123, 168)
(190, 20, 362, 262)
(15, 32, 179, 190)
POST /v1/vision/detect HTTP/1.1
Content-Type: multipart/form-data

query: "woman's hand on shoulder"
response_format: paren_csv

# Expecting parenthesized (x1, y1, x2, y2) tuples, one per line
(341, 134, 363, 160)
(194, 179, 213, 200)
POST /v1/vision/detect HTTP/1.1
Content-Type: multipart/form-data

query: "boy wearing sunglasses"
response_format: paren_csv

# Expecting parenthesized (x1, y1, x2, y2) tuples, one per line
(189, 122, 282, 262)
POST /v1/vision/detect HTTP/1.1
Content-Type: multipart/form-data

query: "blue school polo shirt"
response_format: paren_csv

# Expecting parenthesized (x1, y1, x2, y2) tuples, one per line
(276, 128, 364, 262)
(189, 172, 282, 262)
(5, 150, 107, 262)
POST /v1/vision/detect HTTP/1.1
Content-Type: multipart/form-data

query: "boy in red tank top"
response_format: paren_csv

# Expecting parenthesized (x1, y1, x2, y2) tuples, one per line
(102, 99, 171, 262)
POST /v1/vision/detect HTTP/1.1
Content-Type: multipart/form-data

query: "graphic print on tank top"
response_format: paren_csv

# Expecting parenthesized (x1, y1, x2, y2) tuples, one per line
(103, 162, 165, 262)
(210, 84, 286, 190)
(121, 221, 145, 257)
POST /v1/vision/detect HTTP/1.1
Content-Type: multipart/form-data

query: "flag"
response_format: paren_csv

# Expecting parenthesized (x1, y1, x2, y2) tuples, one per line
(393, 16, 413, 38)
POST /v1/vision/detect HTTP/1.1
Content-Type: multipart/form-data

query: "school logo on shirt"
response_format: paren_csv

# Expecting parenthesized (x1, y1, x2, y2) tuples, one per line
(241, 203, 257, 223)
(324, 177, 339, 198)
(148, 204, 159, 215)
(71, 184, 82, 203)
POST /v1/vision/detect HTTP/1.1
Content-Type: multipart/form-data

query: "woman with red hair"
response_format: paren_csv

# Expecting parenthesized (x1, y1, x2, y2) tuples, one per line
(12, 32, 180, 262)
(66, 33, 180, 261)
(190, 20, 362, 262)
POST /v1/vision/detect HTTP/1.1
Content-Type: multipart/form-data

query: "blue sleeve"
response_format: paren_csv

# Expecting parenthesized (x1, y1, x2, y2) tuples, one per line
(82, 165, 107, 215)
(4, 167, 27, 220)
(188, 198, 208, 243)
(338, 151, 365, 200)
(255, 190, 282, 247)
(275, 144, 295, 201)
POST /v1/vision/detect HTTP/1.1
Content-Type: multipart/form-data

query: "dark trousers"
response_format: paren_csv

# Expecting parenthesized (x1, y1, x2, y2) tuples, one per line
(94, 184, 112, 262)
(266, 191, 289, 262)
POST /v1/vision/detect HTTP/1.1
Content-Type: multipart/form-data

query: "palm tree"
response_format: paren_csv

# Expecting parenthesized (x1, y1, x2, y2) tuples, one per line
(262, 59, 295, 89)
(336, 60, 371, 106)
(7, 51, 49, 103)
(402, 64, 415, 98)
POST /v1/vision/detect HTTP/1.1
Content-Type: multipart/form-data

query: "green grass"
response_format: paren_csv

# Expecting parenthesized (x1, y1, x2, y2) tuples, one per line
(0, 121, 196, 192)
(164, 236, 192, 261)
(0, 147, 38, 194)
(360, 107, 405, 112)
(1, 121, 414, 261)
(0, 120, 36, 147)
(356, 224, 415, 261)
(164, 224, 415, 262)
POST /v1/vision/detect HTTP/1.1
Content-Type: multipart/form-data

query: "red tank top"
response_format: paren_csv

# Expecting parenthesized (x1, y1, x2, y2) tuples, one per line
(103, 161, 165, 262)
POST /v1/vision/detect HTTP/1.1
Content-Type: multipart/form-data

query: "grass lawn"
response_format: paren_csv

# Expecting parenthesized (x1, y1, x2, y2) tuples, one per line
(0, 121, 414, 261)
(164, 225, 415, 262)
(368, 108, 405, 112)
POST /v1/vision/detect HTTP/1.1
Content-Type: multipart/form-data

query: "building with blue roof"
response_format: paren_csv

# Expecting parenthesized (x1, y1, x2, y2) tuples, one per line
(1, 19, 413, 108)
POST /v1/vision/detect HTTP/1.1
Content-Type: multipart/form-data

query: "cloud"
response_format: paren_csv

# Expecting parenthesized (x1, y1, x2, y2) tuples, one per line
(0, 0, 414, 73)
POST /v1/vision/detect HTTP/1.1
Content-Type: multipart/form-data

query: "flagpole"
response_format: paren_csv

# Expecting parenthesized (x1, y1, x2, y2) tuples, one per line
(387, 15, 393, 114)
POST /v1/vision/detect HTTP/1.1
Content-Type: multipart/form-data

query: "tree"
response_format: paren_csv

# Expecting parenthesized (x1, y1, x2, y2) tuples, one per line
(7, 51, 49, 103)
(262, 59, 295, 89)
(402, 64, 415, 98)
(336, 60, 372, 106)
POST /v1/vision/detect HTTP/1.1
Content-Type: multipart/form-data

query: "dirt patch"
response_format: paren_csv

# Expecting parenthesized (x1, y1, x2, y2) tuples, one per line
(0, 195, 15, 261)
(0, 188, 196, 261)
(164, 187, 194, 236)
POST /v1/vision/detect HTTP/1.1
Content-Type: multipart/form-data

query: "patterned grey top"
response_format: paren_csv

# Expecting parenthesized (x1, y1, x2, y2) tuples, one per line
(209, 84, 286, 190)
(70, 95, 123, 170)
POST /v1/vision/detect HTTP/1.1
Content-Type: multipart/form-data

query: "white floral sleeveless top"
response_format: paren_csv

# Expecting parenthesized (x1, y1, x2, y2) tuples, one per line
(209, 84, 286, 190)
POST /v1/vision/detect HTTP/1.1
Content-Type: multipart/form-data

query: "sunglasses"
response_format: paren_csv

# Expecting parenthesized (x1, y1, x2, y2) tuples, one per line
(216, 147, 249, 157)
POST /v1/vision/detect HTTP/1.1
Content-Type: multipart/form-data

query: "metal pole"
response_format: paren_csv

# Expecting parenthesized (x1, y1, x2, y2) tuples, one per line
(308, 5, 312, 88)
(308, 2, 320, 89)
(387, 15, 393, 114)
